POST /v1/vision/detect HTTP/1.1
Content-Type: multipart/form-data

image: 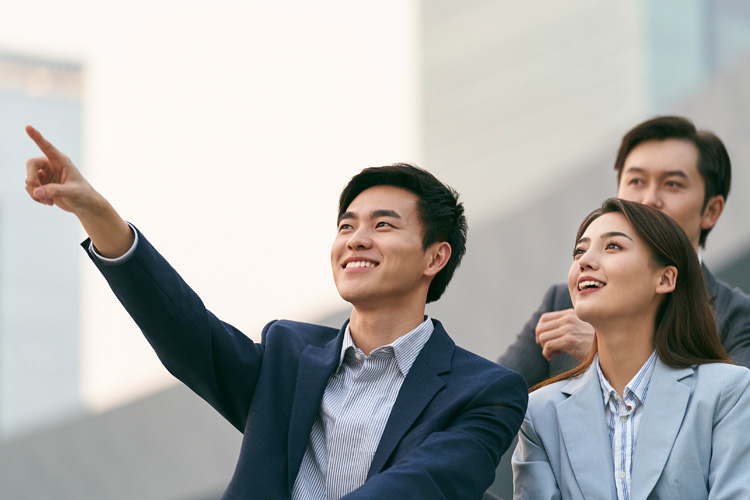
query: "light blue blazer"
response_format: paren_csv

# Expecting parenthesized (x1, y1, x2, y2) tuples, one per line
(512, 358, 750, 500)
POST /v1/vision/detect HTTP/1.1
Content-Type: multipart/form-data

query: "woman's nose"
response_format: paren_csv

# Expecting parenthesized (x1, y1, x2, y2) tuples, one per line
(578, 249, 597, 270)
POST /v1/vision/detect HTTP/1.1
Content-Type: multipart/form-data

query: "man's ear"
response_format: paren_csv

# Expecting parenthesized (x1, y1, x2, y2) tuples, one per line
(655, 266, 677, 294)
(424, 242, 451, 278)
(700, 195, 725, 231)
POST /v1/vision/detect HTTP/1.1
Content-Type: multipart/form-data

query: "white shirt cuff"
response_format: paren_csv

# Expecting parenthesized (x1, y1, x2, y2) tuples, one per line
(88, 222, 139, 264)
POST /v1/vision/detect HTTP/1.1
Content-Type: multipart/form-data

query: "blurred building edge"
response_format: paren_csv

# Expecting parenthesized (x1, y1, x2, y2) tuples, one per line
(0, 52, 84, 440)
(0, 52, 82, 103)
(0, 384, 239, 500)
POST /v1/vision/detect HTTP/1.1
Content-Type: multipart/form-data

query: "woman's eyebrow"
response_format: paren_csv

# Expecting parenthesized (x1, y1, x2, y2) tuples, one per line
(600, 231, 633, 241)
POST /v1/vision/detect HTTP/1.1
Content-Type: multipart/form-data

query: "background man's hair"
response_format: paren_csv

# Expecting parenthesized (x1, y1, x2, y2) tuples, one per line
(614, 115, 731, 247)
(338, 163, 467, 303)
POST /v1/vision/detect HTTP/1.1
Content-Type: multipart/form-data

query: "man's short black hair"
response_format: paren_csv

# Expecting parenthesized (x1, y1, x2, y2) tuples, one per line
(338, 163, 467, 303)
(614, 116, 732, 247)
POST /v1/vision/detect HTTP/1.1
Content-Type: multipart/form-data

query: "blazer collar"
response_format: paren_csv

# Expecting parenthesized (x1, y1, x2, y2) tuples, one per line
(702, 263, 719, 302)
(630, 359, 693, 500)
(557, 365, 618, 499)
(287, 321, 346, 491)
(558, 359, 695, 500)
(367, 318, 454, 476)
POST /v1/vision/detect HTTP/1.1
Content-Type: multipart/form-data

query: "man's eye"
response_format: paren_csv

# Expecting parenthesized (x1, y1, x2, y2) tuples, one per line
(376, 222, 393, 228)
(629, 178, 643, 186)
(339, 223, 353, 231)
(665, 181, 682, 188)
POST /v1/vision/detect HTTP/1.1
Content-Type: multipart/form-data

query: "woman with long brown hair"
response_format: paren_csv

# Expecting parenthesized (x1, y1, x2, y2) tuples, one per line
(512, 198, 750, 500)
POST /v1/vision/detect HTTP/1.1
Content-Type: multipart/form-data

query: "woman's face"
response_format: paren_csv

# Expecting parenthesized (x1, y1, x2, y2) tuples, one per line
(567, 212, 670, 328)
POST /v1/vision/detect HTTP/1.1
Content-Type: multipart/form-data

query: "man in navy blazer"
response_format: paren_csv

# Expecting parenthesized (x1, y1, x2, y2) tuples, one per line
(498, 116, 750, 386)
(24, 126, 528, 500)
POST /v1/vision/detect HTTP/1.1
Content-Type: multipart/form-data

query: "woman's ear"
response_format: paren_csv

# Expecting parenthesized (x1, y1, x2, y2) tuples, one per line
(424, 242, 452, 278)
(655, 266, 677, 294)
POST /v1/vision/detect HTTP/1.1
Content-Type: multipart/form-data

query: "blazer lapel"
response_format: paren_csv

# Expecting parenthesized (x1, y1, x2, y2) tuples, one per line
(557, 366, 618, 499)
(286, 327, 344, 491)
(366, 321, 453, 476)
(630, 360, 693, 500)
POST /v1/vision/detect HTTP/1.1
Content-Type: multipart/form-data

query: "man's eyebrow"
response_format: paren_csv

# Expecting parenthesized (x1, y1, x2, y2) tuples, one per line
(337, 209, 402, 225)
(338, 211, 356, 224)
(624, 166, 689, 178)
(371, 209, 401, 219)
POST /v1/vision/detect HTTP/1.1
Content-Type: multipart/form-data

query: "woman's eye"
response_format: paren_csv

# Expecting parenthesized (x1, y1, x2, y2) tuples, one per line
(573, 247, 585, 258)
(606, 242, 622, 250)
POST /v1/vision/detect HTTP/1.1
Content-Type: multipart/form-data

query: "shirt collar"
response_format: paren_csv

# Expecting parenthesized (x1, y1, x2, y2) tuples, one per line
(338, 316, 434, 376)
(594, 350, 658, 408)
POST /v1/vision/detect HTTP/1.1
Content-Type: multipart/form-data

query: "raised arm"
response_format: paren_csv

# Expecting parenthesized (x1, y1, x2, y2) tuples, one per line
(25, 125, 133, 257)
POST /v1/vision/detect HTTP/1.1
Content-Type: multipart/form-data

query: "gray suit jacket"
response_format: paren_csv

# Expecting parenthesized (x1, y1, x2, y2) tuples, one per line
(498, 264, 750, 387)
(512, 359, 750, 500)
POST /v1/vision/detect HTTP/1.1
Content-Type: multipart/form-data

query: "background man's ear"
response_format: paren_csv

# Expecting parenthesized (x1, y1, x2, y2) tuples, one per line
(424, 242, 451, 277)
(700, 195, 725, 231)
(656, 266, 677, 294)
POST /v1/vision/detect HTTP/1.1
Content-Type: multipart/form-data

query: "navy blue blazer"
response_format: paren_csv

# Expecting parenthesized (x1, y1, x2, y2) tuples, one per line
(84, 228, 528, 500)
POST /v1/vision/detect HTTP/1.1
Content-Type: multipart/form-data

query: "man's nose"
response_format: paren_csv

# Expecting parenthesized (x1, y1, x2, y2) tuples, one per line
(347, 227, 373, 250)
(640, 186, 663, 209)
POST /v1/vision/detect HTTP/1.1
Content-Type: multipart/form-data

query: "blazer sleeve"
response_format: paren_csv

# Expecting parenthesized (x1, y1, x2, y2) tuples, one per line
(707, 367, 750, 498)
(713, 280, 750, 369)
(342, 369, 529, 500)
(82, 228, 262, 432)
(511, 407, 561, 500)
(497, 284, 578, 387)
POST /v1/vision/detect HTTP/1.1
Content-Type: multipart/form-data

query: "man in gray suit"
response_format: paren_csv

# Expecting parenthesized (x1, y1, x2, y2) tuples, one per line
(498, 116, 750, 386)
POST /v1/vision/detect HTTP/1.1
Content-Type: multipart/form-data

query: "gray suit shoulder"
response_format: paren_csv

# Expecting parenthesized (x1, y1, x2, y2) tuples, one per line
(704, 266, 750, 368)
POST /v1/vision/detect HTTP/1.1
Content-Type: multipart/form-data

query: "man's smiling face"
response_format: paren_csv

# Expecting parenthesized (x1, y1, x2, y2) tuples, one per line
(331, 185, 433, 310)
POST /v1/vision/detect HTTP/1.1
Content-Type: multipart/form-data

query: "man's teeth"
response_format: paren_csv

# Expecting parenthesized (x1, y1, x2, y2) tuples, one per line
(579, 280, 605, 290)
(346, 261, 377, 268)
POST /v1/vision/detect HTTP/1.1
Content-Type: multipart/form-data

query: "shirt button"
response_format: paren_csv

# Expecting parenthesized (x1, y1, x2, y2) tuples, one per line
(619, 471, 626, 478)
(620, 415, 627, 422)
(355, 353, 363, 361)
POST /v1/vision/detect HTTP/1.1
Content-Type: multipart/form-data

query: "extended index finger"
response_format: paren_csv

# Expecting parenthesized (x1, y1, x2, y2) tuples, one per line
(25, 125, 64, 158)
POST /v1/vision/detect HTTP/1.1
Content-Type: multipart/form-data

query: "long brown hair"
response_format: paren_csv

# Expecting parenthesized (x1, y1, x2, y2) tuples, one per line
(532, 198, 729, 392)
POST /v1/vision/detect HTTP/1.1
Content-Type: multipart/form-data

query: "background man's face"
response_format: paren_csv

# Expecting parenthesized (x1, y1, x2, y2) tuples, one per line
(617, 138, 713, 250)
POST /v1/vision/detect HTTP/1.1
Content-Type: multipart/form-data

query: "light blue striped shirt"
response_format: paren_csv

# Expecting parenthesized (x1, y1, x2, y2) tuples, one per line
(292, 317, 434, 500)
(595, 351, 658, 500)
